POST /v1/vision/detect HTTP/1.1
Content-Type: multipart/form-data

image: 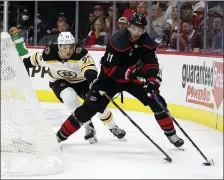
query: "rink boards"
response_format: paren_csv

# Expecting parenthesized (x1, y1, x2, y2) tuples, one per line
(26, 47, 223, 132)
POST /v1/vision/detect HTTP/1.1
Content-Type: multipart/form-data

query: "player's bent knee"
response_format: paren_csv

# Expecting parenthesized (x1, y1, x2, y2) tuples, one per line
(60, 87, 81, 111)
(75, 104, 97, 123)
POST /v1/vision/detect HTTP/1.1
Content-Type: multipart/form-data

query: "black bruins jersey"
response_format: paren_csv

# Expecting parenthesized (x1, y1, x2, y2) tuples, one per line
(29, 44, 97, 83)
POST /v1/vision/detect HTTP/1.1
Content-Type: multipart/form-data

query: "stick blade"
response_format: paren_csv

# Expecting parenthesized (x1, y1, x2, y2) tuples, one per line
(164, 157, 172, 163)
(203, 159, 214, 166)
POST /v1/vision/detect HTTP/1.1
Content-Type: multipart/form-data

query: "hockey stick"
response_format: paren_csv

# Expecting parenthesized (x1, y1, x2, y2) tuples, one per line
(151, 92, 214, 166)
(99, 90, 172, 163)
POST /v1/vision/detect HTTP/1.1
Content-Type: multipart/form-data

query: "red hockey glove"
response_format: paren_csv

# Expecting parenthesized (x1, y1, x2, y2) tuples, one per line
(125, 60, 143, 81)
(145, 76, 162, 94)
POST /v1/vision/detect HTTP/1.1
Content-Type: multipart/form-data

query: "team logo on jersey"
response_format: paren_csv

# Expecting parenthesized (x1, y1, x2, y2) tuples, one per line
(45, 47, 50, 55)
(90, 96, 97, 101)
(60, 83, 65, 87)
(57, 70, 77, 79)
(76, 47, 82, 54)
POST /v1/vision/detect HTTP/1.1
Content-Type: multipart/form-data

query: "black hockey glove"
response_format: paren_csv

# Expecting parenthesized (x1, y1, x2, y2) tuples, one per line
(144, 76, 162, 94)
(89, 79, 101, 93)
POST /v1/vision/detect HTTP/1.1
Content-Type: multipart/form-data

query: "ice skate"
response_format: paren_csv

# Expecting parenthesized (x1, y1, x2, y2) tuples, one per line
(110, 126, 126, 139)
(84, 125, 98, 144)
(166, 133, 184, 147)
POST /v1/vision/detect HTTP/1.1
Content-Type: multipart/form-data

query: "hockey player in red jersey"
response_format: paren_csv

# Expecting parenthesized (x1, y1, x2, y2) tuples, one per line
(19, 32, 126, 144)
(56, 13, 184, 148)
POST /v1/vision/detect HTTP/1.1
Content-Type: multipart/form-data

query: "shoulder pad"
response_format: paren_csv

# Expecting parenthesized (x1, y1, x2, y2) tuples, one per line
(71, 44, 88, 60)
(75, 44, 88, 55)
(109, 29, 132, 52)
(42, 44, 59, 61)
(140, 33, 157, 51)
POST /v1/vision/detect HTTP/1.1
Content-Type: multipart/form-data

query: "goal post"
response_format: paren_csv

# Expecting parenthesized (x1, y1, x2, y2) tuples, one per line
(1, 32, 64, 177)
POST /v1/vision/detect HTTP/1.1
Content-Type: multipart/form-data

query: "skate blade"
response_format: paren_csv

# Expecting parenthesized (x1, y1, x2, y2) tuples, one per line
(177, 147, 185, 151)
(88, 137, 98, 144)
(119, 137, 127, 141)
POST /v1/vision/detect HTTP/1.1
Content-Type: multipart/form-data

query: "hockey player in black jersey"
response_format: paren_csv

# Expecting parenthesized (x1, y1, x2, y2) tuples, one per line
(56, 13, 184, 148)
(16, 31, 126, 144)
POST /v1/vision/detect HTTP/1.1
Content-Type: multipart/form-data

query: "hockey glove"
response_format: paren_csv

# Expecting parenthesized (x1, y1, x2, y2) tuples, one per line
(125, 60, 143, 81)
(89, 78, 101, 93)
(145, 76, 162, 94)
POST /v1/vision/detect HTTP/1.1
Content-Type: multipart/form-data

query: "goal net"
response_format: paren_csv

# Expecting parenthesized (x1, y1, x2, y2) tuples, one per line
(1, 32, 64, 177)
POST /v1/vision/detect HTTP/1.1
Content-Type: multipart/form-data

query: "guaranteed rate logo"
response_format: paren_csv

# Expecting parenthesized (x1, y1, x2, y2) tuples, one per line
(212, 61, 223, 110)
(182, 62, 214, 109)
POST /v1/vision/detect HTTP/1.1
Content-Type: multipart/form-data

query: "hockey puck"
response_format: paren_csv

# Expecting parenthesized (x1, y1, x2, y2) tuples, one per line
(203, 162, 211, 166)
(203, 159, 214, 166)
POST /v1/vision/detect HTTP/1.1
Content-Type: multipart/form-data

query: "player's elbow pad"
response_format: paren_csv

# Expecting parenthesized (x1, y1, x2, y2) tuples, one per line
(23, 57, 35, 69)
(84, 70, 98, 84)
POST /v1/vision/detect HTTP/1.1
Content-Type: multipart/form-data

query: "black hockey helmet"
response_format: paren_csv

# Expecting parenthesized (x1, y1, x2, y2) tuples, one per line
(129, 12, 147, 28)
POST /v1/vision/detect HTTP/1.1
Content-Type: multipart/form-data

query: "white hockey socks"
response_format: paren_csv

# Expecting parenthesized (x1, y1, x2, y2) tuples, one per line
(97, 108, 116, 129)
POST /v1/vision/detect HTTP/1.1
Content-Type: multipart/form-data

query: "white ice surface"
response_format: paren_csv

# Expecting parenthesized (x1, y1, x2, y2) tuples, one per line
(6, 102, 224, 179)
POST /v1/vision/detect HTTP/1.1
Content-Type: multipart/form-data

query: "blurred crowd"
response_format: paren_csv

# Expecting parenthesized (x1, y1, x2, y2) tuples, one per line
(1, 1, 223, 53)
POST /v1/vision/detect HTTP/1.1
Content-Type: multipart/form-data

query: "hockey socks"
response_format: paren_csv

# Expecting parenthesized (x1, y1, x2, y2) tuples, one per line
(57, 114, 81, 142)
(154, 110, 174, 132)
(97, 108, 116, 129)
(98, 109, 126, 139)
(154, 110, 184, 147)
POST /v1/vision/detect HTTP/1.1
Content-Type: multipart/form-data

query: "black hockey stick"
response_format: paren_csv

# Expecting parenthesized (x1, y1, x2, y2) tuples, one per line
(151, 92, 214, 166)
(99, 90, 172, 163)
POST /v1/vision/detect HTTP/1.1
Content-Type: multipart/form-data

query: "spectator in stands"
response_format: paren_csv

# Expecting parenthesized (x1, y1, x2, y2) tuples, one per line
(211, 16, 223, 53)
(85, 13, 96, 37)
(94, 5, 104, 19)
(207, 5, 223, 49)
(151, 4, 165, 38)
(117, 17, 128, 30)
(181, 2, 199, 31)
(194, 6, 205, 34)
(108, 6, 119, 20)
(58, 12, 67, 21)
(57, 19, 69, 33)
(53, 19, 74, 35)
(122, 1, 139, 20)
(87, 17, 107, 47)
(208, 5, 223, 18)
(136, 2, 149, 26)
(38, 19, 73, 46)
(179, 20, 202, 52)
(20, 9, 32, 30)
(105, 16, 113, 41)
(158, 1, 169, 15)
(35, 14, 49, 43)
(136, 2, 148, 15)
(162, 1, 178, 21)
(161, 22, 172, 48)
(82, 13, 96, 46)
(166, 6, 178, 32)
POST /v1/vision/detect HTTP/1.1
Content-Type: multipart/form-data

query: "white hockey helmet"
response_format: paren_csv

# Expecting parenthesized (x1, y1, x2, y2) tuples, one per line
(57, 31, 75, 45)
(57, 32, 75, 59)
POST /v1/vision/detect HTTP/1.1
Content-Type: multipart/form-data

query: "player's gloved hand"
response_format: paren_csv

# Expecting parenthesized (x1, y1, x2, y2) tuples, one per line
(89, 78, 101, 93)
(125, 60, 143, 81)
(145, 76, 162, 94)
